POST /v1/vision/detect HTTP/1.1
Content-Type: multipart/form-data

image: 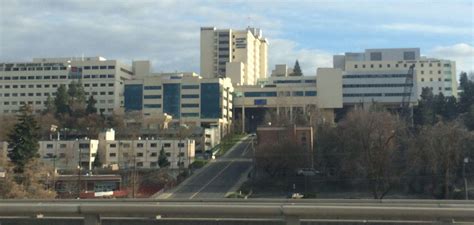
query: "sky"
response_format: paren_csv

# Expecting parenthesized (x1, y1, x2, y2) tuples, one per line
(0, 0, 473, 77)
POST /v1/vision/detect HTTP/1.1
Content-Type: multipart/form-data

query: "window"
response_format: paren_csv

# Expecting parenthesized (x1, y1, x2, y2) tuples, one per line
(92, 66, 99, 69)
(108, 65, 115, 69)
(165, 152, 171, 157)
(182, 94, 199, 98)
(430, 78, 433, 81)
(100, 66, 107, 69)
(438, 70, 441, 74)
(420, 63, 424, 67)
(109, 153, 116, 157)
(292, 91, 304, 96)
(110, 144, 116, 148)
(79, 143, 90, 148)
(59, 153, 66, 158)
(178, 143, 185, 147)
(164, 143, 171, 147)
(123, 143, 131, 148)
(137, 143, 144, 148)
(144, 104, 161, 108)
(46, 144, 54, 149)
(150, 162, 157, 167)
(362, 64, 366, 68)
(136, 162, 143, 167)
(354, 64, 358, 69)
(144, 95, 161, 99)
(421, 78, 424, 82)
(137, 152, 144, 157)
(144, 86, 161, 90)
(60, 144, 66, 148)
(421, 71, 424, 74)
(305, 91, 317, 96)
(108, 83, 114, 87)
(182, 85, 199, 89)
(403, 51, 415, 60)
(370, 52, 382, 61)
(378, 64, 382, 68)
(182, 113, 199, 117)
(370, 64, 374, 68)
(150, 143, 157, 148)
(182, 103, 199, 108)
(244, 92, 277, 97)
(179, 152, 185, 157)
(150, 152, 157, 157)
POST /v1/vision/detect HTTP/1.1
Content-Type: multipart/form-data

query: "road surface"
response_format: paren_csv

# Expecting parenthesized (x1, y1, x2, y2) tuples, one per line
(158, 136, 254, 199)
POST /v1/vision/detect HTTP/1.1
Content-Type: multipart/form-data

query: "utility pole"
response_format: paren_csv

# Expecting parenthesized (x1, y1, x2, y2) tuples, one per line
(77, 147, 82, 199)
(464, 157, 469, 200)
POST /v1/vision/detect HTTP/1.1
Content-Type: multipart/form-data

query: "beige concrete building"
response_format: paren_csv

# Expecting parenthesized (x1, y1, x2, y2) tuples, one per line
(200, 27, 268, 85)
(270, 64, 294, 77)
(0, 56, 141, 115)
(98, 129, 195, 170)
(233, 68, 343, 132)
(39, 139, 99, 171)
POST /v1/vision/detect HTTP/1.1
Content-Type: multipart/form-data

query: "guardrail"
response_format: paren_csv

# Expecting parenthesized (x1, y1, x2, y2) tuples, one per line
(0, 199, 474, 225)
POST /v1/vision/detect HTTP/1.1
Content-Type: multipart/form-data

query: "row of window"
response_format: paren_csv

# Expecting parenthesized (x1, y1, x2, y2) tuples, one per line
(109, 142, 185, 148)
(343, 84, 413, 88)
(353, 62, 450, 69)
(0, 83, 114, 89)
(420, 78, 452, 82)
(343, 74, 408, 79)
(272, 80, 317, 84)
(343, 93, 410, 97)
(0, 74, 115, 80)
(144, 85, 201, 90)
(1, 66, 68, 72)
(0, 90, 114, 98)
(243, 91, 317, 97)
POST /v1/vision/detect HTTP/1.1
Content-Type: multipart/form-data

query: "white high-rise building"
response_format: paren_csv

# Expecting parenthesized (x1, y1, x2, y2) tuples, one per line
(333, 48, 457, 107)
(200, 27, 268, 85)
(0, 56, 137, 115)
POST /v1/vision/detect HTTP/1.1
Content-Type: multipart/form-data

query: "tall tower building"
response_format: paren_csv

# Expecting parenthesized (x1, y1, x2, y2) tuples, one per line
(200, 27, 268, 85)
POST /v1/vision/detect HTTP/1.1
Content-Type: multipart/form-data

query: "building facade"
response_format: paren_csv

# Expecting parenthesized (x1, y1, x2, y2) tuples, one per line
(0, 56, 137, 115)
(333, 48, 457, 107)
(124, 71, 234, 136)
(233, 68, 343, 132)
(98, 129, 195, 170)
(39, 139, 99, 171)
(200, 27, 268, 85)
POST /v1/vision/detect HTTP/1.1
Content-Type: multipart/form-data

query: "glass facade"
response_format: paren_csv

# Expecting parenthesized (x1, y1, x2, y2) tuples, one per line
(163, 83, 181, 118)
(200, 83, 221, 119)
(124, 84, 143, 111)
(244, 91, 277, 97)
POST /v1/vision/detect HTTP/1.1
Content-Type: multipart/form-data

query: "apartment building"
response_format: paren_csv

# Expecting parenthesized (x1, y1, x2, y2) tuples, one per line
(38, 138, 99, 171)
(0, 56, 136, 115)
(124, 69, 234, 136)
(200, 27, 268, 85)
(333, 48, 457, 107)
(233, 68, 343, 132)
(98, 129, 195, 170)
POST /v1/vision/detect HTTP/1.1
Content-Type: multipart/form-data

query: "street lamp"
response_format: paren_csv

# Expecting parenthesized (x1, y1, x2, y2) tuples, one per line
(463, 157, 470, 200)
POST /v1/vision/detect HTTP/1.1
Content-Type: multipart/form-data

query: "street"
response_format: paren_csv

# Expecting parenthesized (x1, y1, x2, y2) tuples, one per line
(157, 136, 254, 199)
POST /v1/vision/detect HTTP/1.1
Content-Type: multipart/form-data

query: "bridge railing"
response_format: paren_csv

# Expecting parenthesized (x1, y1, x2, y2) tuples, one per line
(1, 199, 474, 225)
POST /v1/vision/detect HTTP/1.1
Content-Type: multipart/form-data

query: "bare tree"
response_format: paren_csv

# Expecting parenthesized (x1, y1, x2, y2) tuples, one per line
(255, 139, 307, 178)
(409, 121, 472, 199)
(338, 109, 403, 199)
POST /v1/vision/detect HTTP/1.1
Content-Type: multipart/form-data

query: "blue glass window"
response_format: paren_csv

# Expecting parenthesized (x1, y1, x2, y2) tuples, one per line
(182, 94, 199, 98)
(124, 84, 143, 111)
(304, 80, 317, 83)
(244, 92, 277, 97)
(144, 95, 161, 99)
(144, 104, 161, 108)
(201, 83, 221, 119)
(305, 91, 317, 96)
(144, 86, 162, 90)
(163, 83, 181, 118)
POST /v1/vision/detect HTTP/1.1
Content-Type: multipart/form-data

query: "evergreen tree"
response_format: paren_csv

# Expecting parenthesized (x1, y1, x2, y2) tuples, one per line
(93, 153, 102, 169)
(54, 84, 70, 115)
(43, 96, 56, 114)
(464, 105, 474, 131)
(458, 72, 474, 113)
(7, 105, 40, 172)
(86, 95, 98, 115)
(290, 60, 303, 76)
(158, 145, 169, 168)
(74, 80, 87, 104)
(413, 87, 435, 126)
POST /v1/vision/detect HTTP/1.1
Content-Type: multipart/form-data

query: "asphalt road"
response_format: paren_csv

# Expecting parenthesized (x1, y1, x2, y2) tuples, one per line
(159, 136, 254, 199)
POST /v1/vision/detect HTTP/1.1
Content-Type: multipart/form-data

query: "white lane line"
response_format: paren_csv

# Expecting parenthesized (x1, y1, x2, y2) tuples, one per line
(241, 141, 252, 157)
(189, 159, 235, 199)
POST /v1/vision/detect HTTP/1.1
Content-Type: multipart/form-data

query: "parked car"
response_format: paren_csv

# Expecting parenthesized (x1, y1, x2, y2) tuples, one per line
(296, 168, 320, 176)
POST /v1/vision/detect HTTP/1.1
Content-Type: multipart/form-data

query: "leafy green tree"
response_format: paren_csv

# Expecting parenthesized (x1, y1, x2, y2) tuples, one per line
(158, 145, 170, 168)
(290, 60, 303, 76)
(54, 84, 70, 115)
(7, 105, 40, 172)
(86, 95, 97, 114)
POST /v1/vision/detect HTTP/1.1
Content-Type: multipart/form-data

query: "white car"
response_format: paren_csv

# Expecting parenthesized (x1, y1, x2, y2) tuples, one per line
(297, 168, 320, 176)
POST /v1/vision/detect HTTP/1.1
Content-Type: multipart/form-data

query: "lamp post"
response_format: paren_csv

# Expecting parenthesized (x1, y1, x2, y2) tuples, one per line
(463, 157, 469, 200)
(77, 146, 82, 199)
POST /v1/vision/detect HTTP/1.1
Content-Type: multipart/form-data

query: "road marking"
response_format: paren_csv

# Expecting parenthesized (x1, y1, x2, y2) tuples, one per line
(241, 141, 252, 157)
(189, 159, 235, 199)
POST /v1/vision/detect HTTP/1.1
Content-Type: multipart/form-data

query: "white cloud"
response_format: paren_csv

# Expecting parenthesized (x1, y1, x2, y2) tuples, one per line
(378, 23, 471, 35)
(429, 43, 474, 74)
(268, 39, 333, 76)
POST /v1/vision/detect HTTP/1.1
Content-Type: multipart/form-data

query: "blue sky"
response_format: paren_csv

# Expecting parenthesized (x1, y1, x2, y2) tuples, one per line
(0, 0, 473, 76)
